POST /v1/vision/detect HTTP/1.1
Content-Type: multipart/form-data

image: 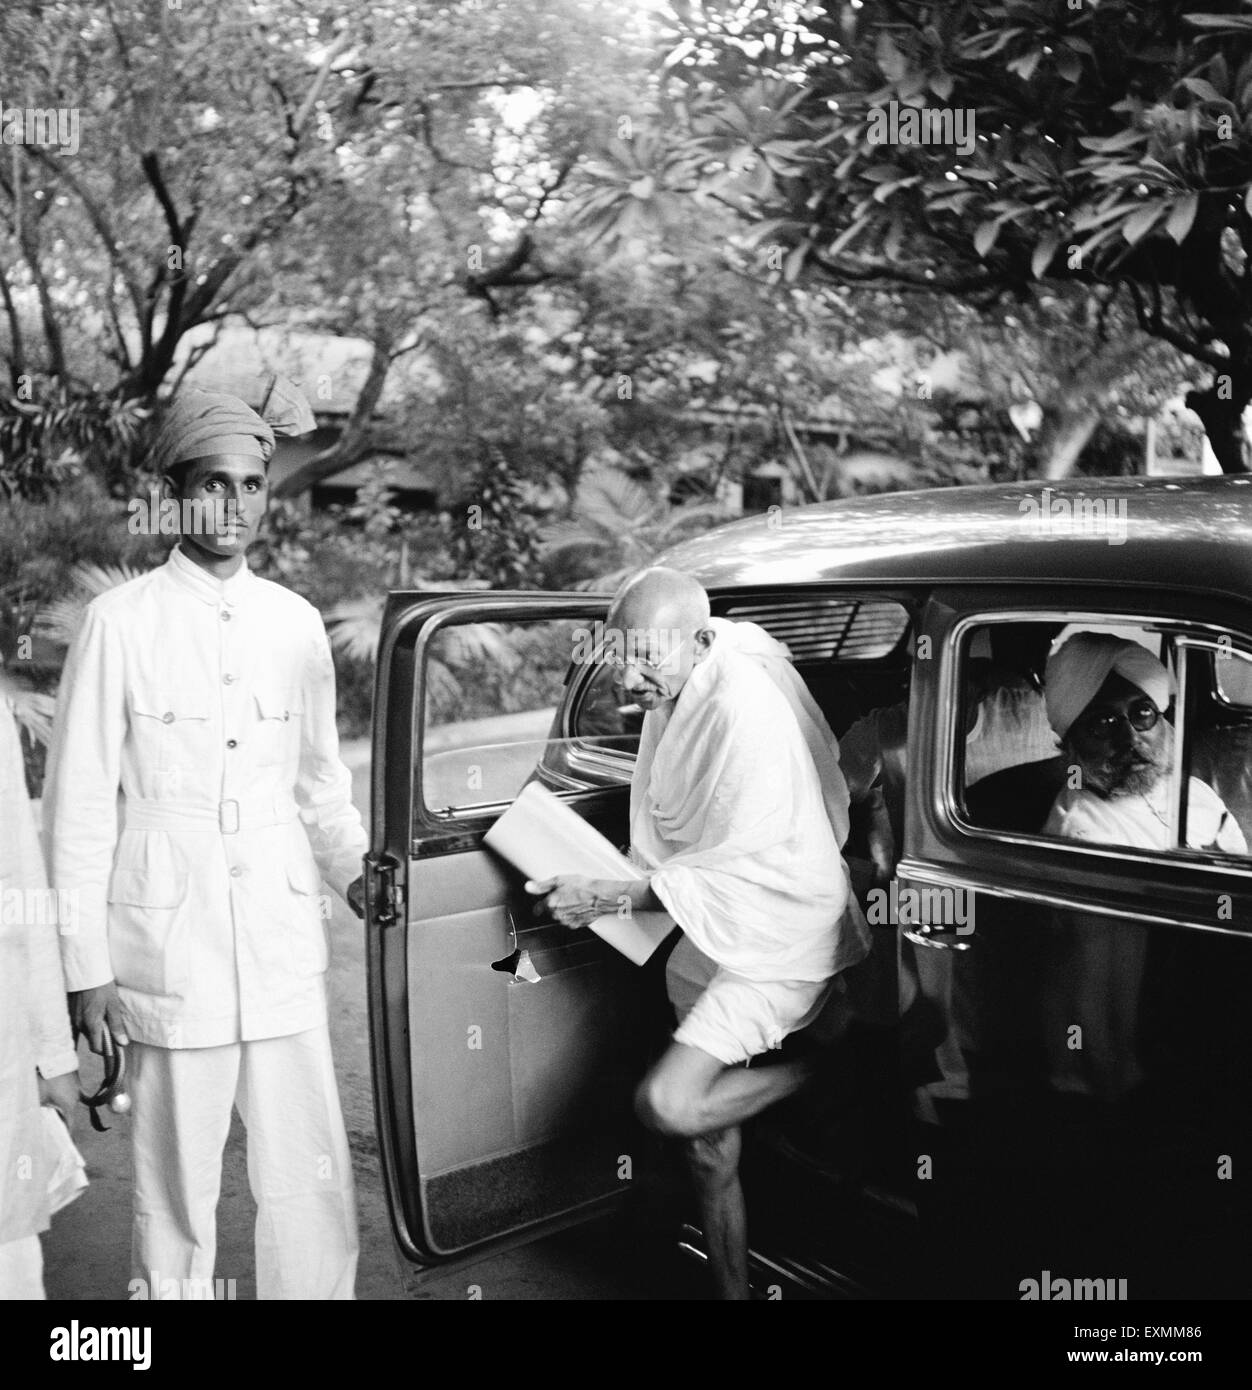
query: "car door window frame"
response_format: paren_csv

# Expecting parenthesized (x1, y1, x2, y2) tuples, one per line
(399, 594, 615, 846)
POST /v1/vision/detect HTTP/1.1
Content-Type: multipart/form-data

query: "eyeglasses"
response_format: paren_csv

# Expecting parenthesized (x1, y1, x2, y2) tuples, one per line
(601, 636, 689, 675)
(1075, 697, 1162, 741)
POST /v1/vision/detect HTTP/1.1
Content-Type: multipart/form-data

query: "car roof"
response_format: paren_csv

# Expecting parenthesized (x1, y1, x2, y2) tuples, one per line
(656, 476, 1252, 599)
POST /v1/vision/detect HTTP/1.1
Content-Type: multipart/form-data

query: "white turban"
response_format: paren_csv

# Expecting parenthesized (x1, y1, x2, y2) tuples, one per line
(1045, 633, 1173, 739)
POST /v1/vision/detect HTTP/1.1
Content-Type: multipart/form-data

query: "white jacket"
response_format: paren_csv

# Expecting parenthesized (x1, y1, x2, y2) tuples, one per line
(43, 546, 367, 1047)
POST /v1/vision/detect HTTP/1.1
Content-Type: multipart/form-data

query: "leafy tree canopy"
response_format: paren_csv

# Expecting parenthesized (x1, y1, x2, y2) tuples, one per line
(571, 0, 1252, 470)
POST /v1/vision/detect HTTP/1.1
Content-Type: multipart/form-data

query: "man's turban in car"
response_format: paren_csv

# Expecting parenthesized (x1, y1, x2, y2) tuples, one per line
(150, 374, 315, 474)
(1044, 633, 1173, 739)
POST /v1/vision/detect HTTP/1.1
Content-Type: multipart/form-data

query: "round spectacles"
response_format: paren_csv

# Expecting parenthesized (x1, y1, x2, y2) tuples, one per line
(1076, 697, 1162, 742)
(600, 637, 689, 675)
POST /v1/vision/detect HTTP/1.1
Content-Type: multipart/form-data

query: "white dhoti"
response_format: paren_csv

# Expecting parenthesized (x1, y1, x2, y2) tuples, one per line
(128, 1026, 358, 1300)
(665, 934, 833, 1066)
(0, 1236, 45, 1300)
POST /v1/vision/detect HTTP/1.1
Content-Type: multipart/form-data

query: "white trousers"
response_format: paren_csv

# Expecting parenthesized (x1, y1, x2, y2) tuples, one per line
(128, 1026, 358, 1300)
(0, 1235, 44, 1299)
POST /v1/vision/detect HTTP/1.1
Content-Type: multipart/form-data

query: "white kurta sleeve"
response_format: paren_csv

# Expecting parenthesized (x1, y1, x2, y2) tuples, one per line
(295, 613, 367, 900)
(43, 606, 126, 993)
(1, 703, 77, 1076)
(30, 894, 78, 1078)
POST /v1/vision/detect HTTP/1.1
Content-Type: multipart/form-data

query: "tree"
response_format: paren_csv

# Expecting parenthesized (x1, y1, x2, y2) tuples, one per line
(0, 0, 652, 496)
(571, 0, 1252, 471)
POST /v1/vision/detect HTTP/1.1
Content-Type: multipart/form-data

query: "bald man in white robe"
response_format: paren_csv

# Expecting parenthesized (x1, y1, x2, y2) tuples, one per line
(529, 568, 868, 1299)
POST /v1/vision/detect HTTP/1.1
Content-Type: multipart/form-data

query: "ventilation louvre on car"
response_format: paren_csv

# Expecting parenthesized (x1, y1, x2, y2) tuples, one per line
(722, 597, 909, 662)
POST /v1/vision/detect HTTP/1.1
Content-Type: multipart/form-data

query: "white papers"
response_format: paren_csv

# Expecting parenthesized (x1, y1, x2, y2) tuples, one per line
(484, 782, 673, 966)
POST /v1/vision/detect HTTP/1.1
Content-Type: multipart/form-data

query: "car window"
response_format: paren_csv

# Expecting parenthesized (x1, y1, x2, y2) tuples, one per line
(1185, 643, 1252, 855)
(958, 617, 1251, 862)
(420, 616, 631, 819)
(1214, 646, 1252, 707)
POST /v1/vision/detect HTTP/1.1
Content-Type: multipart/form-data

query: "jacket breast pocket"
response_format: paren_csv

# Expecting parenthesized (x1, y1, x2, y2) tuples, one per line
(129, 685, 213, 776)
(252, 686, 304, 767)
(285, 859, 328, 976)
(106, 868, 191, 998)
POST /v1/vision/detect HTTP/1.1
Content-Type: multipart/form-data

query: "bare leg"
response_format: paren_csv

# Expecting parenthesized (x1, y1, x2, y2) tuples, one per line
(686, 1126, 748, 1300)
(637, 1041, 812, 1139)
(637, 1045, 812, 1301)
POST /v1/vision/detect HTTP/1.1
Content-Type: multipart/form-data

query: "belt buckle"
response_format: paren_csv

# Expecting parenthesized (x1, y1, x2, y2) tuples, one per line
(219, 799, 240, 834)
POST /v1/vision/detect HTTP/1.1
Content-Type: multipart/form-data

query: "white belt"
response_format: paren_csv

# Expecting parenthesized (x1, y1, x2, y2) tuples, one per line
(123, 795, 299, 834)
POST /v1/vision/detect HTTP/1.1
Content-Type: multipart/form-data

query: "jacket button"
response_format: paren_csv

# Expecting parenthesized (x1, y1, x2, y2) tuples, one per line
(230, 866, 243, 878)
(226, 739, 238, 749)
(283, 711, 290, 721)
(223, 674, 235, 684)
(162, 711, 175, 724)
(221, 611, 232, 622)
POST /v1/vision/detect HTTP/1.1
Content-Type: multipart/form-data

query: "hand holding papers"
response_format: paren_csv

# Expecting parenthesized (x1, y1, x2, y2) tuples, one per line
(483, 782, 673, 965)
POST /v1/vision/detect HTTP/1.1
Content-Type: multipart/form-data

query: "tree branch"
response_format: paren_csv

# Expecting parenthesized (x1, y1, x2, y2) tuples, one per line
(1125, 279, 1226, 369)
(0, 255, 26, 386)
(292, 27, 353, 138)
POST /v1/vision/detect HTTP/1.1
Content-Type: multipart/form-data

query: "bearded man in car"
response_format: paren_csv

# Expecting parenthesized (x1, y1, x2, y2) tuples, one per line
(528, 566, 869, 1300)
(1043, 632, 1245, 854)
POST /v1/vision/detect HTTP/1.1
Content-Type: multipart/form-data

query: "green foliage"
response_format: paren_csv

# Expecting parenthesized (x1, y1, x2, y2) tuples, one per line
(451, 444, 544, 589)
(576, 0, 1252, 468)
(0, 386, 150, 500)
(540, 464, 724, 588)
(0, 474, 167, 676)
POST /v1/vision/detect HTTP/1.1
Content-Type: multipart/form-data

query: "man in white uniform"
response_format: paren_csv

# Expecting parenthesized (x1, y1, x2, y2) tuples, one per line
(0, 697, 79, 1298)
(43, 388, 367, 1299)
(530, 568, 868, 1299)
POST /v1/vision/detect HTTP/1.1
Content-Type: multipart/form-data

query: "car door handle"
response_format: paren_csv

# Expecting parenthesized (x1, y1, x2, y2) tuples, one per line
(490, 947, 543, 983)
(902, 928, 974, 951)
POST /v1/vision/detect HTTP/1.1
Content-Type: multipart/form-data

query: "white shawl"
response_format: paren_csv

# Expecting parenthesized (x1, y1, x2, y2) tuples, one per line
(630, 618, 868, 983)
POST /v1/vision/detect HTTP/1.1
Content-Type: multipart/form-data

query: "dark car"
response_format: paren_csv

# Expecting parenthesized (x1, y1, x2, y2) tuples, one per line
(363, 475, 1252, 1299)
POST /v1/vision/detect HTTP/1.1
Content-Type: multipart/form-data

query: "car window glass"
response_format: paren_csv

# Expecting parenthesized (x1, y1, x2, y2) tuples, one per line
(959, 619, 1250, 862)
(570, 660, 644, 755)
(420, 617, 585, 818)
(1214, 647, 1252, 707)
(1185, 645, 1252, 857)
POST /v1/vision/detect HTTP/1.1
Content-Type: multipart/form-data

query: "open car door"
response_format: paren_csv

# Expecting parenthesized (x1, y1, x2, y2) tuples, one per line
(364, 591, 667, 1269)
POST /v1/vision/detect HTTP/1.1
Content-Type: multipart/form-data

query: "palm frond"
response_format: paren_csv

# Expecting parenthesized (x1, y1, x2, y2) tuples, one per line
(325, 595, 386, 663)
(437, 622, 520, 671)
(538, 521, 617, 557)
(576, 468, 660, 530)
(0, 674, 56, 747)
(33, 561, 150, 647)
